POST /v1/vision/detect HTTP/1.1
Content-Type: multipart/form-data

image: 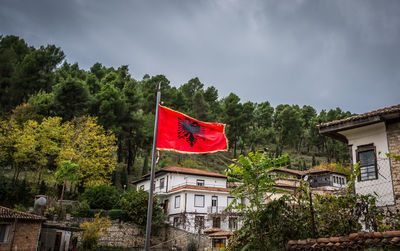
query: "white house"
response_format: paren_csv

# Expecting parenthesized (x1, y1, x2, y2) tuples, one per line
(132, 166, 241, 237)
(318, 104, 400, 207)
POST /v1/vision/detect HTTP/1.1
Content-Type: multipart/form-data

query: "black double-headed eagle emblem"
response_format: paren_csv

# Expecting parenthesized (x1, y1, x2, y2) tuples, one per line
(177, 117, 205, 147)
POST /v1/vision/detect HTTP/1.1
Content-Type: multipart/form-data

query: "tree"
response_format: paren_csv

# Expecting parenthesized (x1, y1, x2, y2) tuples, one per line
(57, 116, 118, 187)
(53, 77, 90, 121)
(222, 93, 243, 158)
(79, 185, 118, 210)
(226, 151, 290, 250)
(54, 161, 79, 210)
(119, 188, 165, 233)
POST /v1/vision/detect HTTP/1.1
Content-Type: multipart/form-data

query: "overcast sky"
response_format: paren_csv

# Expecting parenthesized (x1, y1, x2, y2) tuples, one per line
(1, 0, 399, 113)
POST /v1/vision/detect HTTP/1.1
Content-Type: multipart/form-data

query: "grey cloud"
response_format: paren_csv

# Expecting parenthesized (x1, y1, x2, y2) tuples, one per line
(0, 0, 399, 113)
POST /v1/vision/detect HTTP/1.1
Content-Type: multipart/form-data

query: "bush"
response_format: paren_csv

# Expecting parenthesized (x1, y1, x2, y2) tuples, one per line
(80, 213, 111, 251)
(119, 189, 165, 233)
(108, 209, 126, 221)
(71, 200, 91, 218)
(187, 239, 198, 251)
(79, 185, 119, 210)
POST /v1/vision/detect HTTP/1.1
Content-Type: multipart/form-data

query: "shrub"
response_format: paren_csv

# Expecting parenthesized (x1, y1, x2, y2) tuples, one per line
(71, 200, 91, 218)
(119, 189, 165, 233)
(80, 213, 111, 250)
(108, 209, 126, 221)
(79, 185, 118, 210)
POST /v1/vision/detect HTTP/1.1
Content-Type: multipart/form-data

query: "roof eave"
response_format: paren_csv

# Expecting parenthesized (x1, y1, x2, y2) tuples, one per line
(318, 115, 383, 143)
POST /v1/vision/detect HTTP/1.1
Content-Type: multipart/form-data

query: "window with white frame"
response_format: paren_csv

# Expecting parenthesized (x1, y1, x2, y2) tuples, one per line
(196, 179, 205, 186)
(227, 196, 235, 207)
(175, 195, 180, 208)
(0, 224, 11, 243)
(357, 144, 377, 181)
(139, 185, 144, 190)
(229, 217, 238, 230)
(194, 195, 205, 207)
(160, 178, 165, 189)
(212, 196, 218, 207)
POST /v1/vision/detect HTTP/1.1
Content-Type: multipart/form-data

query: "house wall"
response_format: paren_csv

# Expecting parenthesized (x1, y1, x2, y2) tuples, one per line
(0, 221, 42, 251)
(386, 120, 400, 208)
(166, 190, 238, 233)
(136, 173, 226, 193)
(340, 122, 395, 206)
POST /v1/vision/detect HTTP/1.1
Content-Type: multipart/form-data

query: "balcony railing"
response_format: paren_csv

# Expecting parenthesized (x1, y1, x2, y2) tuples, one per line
(207, 206, 227, 214)
(171, 182, 226, 190)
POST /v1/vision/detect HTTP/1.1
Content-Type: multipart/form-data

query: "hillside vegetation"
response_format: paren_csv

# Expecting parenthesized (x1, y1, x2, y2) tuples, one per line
(0, 34, 352, 185)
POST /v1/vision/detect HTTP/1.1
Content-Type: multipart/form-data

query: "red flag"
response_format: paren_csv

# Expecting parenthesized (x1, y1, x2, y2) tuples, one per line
(156, 105, 228, 153)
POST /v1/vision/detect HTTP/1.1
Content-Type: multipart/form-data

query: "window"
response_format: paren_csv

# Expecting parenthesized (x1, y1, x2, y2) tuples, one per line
(175, 195, 181, 208)
(357, 144, 377, 181)
(212, 196, 218, 207)
(227, 196, 235, 207)
(229, 217, 238, 230)
(195, 216, 205, 230)
(213, 239, 226, 248)
(212, 217, 221, 228)
(173, 217, 181, 227)
(160, 178, 165, 189)
(194, 195, 205, 207)
(139, 185, 144, 190)
(0, 224, 11, 243)
(196, 179, 205, 186)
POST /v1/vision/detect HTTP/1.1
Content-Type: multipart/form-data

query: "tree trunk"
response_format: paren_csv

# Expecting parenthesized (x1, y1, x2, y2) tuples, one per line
(127, 138, 132, 175)
(59, 178, 66, 215)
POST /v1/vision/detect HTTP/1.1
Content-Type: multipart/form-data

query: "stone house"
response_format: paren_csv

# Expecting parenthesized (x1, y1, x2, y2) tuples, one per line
(274, 167, 347, 192)
(318, 104, 400, 207)
(0, 206, 46, 251)
(132, 166, 241, 248)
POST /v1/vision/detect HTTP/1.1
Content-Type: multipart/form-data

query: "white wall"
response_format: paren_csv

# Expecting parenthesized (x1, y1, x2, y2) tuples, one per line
(340, 122, 395, 206)
(135, 173, 227, 193)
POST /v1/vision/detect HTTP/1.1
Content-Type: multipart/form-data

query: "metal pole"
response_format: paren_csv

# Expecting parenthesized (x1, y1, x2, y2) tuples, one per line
(144, 83, 161, 251)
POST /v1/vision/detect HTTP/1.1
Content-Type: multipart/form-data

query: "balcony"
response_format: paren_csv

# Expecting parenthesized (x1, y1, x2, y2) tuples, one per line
(207, 206, 227, 214)
(170, 182, 226, 190)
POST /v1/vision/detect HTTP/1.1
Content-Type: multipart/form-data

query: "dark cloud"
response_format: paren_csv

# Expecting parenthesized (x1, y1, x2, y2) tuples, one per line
(0, 0, 399, 113)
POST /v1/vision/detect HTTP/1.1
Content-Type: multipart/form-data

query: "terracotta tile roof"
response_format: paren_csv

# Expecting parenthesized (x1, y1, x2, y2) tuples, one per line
(132, 166, 226, 184)
(208, 231, 233, 237)
(204, 228, 224, 233)
(286, 230, 400, 250)
(318, 104, 400, 129)
(168, 185, 232, 193)
(0, 206, 46, 221)
(43, 222, 83, 232)
(274, 168, 306, 176)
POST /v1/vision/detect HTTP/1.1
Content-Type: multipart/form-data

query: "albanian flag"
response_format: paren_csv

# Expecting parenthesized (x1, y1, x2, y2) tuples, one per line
(156, 105, 228, 153)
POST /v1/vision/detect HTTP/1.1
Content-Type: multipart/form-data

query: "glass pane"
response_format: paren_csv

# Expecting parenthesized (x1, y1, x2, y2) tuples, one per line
(359, 150, 375, 166)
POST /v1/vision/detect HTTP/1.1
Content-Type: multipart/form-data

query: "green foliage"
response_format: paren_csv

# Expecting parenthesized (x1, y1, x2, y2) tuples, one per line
(187, 239, 198, 251)
(80, 185, 119, 210)
(119, 188, 165, 233)
(80, 213, 111, 251)
(70, 200, 91, 218)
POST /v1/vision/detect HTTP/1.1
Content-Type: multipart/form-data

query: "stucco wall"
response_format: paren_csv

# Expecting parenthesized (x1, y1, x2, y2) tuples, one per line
(340, 122, 395, 206)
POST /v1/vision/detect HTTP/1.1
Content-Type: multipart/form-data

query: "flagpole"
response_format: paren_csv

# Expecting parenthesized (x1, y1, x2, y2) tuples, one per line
(144, 82, 161, 251)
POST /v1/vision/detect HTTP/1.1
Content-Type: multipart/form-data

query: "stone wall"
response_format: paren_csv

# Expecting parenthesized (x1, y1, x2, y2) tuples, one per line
(386, 120, 400, 208)
(0, 221, 41, 251)
(61, 218, 211, 250)
(98, 222, 210, 250)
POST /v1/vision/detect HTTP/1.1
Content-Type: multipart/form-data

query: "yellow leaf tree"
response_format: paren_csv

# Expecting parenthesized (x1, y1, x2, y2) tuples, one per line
(58, 116, 117, 187)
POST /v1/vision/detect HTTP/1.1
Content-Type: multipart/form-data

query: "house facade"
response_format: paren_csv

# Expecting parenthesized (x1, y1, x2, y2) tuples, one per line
(132, 166, 241, 236)
(318, 104, 400, 207)
(0, 206, 46, 251)
(274, 167, 347, 192)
